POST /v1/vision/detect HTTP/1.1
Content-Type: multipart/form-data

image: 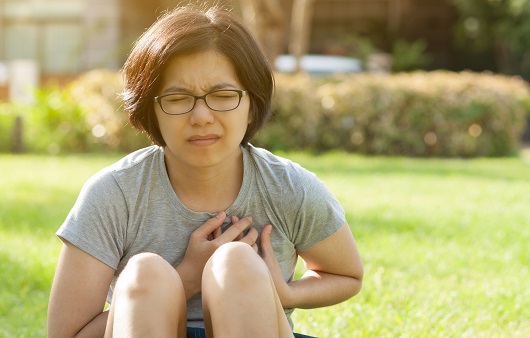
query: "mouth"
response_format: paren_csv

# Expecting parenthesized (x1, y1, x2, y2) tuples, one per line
(187, 134, 220, 146)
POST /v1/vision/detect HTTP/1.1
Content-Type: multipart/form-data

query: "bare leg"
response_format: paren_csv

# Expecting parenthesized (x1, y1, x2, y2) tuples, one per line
(104, 253, 187, 338)
(202, 242, 294, 338)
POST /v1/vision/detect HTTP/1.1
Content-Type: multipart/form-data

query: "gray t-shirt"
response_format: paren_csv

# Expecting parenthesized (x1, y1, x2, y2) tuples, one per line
(57, 144, 345, 328)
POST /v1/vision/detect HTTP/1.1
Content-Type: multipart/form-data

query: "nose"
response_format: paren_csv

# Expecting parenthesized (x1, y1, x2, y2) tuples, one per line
(188, 98, 215, 126)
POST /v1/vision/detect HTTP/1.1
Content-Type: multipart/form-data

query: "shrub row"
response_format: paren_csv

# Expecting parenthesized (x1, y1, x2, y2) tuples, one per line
(0, 70, 150, 154)
(254, 71, 530, 157)
(0, 70, 528, 157)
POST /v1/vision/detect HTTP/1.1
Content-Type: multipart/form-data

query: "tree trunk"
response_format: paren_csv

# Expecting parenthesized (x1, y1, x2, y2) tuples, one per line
(12, 116, 24, 154)
(238, 0, 287, 66)
(494, 37, 515, 75)
(288, 0, 315, 73)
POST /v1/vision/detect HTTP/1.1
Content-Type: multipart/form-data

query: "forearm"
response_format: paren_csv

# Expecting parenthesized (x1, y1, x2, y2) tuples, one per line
(74, 311, 109, 338)
(283, 270, 362, 309)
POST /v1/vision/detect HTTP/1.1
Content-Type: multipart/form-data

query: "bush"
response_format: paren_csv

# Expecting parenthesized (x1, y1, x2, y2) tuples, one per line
(21, 86, 91, 154)
(69, 69, 150, 152)
(1, 69, 527, 157)
(0, 103, 15, 152)
(0, 70, 150, 154)
(253, 71, 530, 157)
(256, 73, 321, 150)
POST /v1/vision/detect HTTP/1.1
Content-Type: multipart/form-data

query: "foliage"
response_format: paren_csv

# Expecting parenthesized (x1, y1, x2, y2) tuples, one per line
(68, 69, 150, 152)
(0, 70, 150, 155)
(22, 86, 91, 154)
(450, 0, 530, 77)
(391, 39, 431, 73)
(326, 33, 431, 73)
(0, 102, 15, 152)
(254, 71, 530, 157)
(0, 69, 528, 157)
(1, 152, 529, 336)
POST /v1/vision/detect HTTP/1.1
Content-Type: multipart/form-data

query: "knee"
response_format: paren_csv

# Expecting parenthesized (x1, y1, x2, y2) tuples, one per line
(116, 253, 182, 298)
(205, 242, 269, 284)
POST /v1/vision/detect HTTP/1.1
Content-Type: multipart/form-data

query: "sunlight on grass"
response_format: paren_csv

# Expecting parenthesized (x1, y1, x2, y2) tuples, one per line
(0, 154, 120, 337)
(1, 151, 529, 337)
(287, 151, 530, 337)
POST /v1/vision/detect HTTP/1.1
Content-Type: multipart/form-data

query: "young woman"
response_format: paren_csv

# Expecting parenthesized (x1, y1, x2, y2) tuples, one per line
(47, 5, 363, 338)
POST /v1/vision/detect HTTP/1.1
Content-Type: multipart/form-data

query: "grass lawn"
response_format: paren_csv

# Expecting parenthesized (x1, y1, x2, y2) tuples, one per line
(1, 149, 529, 337)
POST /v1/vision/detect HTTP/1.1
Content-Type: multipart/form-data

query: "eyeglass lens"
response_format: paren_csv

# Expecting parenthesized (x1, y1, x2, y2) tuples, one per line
(161, 90, 242, 115)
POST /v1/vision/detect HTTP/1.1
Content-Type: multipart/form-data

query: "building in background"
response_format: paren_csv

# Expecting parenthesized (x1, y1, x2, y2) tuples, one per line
(0, 0, 167, 75)
(0, 0, 486, 85)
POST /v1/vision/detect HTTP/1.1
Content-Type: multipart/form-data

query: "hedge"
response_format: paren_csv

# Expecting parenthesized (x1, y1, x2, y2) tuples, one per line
(254, 71, 530, 157)
(0, 70, 150, 154)
(0, 70, 528, 157)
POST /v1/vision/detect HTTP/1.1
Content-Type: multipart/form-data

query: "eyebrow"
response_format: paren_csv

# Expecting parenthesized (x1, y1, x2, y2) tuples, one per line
(161, 82, 238, 94)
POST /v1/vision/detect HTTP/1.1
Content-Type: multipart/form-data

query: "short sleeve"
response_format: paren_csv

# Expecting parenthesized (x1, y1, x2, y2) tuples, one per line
(57, 169, 128, 270)
(281, 164, 346, 252)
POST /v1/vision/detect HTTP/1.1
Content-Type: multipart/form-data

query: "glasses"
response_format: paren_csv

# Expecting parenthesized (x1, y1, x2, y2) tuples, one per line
(154, 89, 248, 115)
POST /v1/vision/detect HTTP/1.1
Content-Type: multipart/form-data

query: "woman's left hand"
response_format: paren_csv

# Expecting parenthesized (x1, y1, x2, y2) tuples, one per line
(260, 224, 293, 307)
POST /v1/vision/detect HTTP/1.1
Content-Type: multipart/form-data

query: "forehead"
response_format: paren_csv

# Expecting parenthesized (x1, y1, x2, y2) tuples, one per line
(160, 50, 241, 93)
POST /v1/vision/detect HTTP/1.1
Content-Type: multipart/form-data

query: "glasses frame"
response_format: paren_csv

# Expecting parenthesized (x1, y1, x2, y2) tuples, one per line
(154, 89, 248, 115)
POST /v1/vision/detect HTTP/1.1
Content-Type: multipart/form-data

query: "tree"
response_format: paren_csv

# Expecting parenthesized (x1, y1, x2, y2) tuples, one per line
(238, 0, 287, 65)
(237, 0, 315, 72)
(288, 0, 315, 72)
(450, 0, 530, 78)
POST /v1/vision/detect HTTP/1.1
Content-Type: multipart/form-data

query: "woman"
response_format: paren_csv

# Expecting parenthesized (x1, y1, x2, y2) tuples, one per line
(47, 5, 363, 338)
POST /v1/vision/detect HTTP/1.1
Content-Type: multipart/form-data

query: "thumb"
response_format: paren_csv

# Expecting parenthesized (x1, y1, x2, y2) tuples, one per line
(260, 224, 284, 282)
(260, 224, 274, 258)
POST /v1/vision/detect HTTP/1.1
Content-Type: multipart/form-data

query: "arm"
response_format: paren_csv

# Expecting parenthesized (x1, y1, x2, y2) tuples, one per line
(48, 241, 115, 338)
(261, 222, 363, 309)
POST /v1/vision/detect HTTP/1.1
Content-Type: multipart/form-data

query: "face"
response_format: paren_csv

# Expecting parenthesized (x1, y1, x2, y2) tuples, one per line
(154, 50, 251, 169)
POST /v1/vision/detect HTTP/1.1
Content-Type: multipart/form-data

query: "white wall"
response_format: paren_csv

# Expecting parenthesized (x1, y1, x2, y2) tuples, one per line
(0, 0, 122, 74)
(82, 0, 121, 70)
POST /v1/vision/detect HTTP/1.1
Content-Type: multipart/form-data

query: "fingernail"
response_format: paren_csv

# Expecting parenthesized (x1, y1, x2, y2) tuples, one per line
(216, 211, 225, 219)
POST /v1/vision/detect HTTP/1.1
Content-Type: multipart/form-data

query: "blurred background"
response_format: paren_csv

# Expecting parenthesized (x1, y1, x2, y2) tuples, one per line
(0, 0, 529, 155)
(1, 0, 529, 81)
(1, 2, 530, 336)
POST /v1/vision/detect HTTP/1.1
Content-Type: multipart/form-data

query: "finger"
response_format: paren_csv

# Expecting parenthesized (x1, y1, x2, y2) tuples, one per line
(213, 226, 222, 239)
(232, 216, 243, 241)
(193, 212, 226, 239)
(216, 216, 252, 243)
(260, 224, 279, 267)
(251, 243, 258, 253)
(239, 227, 258, 246)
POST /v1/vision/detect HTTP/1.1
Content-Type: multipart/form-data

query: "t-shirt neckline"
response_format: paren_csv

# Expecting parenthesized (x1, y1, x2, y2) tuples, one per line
(158, 146, 252, 222)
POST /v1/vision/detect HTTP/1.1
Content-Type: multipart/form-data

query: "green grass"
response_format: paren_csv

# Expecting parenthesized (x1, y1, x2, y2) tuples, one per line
(1, 150, 530, 337)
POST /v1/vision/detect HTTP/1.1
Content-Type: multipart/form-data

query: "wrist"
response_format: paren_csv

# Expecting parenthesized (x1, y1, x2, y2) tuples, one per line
(278, 282, 296, 309)
(176, 261, 201, 300)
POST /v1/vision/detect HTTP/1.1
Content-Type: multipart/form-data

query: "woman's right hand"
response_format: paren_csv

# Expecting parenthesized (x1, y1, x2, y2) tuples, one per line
(176, 211, 258, 299)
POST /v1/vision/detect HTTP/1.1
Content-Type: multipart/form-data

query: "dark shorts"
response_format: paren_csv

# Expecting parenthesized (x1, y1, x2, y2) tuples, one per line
(187, 326, 316, 338)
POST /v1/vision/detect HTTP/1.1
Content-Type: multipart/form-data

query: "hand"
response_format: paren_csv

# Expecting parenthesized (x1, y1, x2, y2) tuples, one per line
(260, 224, 293, 307)
(177, 212, 258, 299)
(231, 216, 258, 253)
